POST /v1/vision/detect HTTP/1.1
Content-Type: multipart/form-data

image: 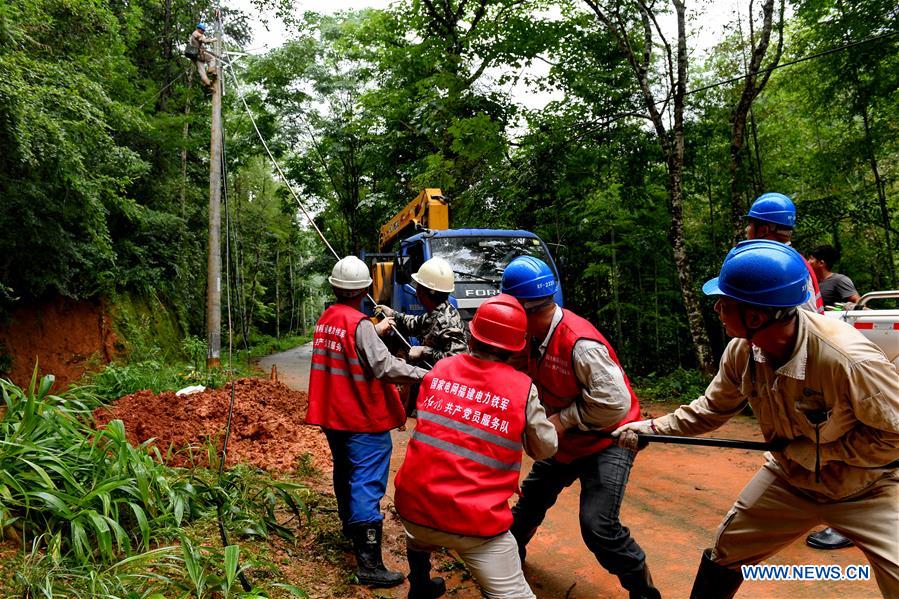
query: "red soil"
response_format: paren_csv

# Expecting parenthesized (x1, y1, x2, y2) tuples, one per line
(93, 378, 332, 472)
(0, 297, 115, 389)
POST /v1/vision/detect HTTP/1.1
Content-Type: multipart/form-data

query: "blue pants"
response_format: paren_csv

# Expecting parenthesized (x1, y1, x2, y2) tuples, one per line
(510, 445, 647, 577)
(324, 429, 393, 526)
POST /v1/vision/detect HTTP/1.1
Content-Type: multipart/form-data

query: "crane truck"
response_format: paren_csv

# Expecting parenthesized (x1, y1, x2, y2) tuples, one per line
(362, 188, 563, 321)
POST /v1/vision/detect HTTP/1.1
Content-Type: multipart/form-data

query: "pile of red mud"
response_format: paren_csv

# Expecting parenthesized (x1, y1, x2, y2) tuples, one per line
(93, 378, 331, 472)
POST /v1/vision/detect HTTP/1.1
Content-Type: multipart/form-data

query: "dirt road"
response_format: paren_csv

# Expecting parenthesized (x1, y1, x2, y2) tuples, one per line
(267, 343, 881, 599)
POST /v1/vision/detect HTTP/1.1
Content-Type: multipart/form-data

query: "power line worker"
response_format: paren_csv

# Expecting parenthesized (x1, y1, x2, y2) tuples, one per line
(501, 256, 661, 599)
(744, 193, 854, 551)
(744, 192, 824, 314)
(306, 256, 428, 588)
(394, 294, 558, 599)
(377, 257, 468, 365)
(615, 240, 899, 598)
(187, 22, 217, 89)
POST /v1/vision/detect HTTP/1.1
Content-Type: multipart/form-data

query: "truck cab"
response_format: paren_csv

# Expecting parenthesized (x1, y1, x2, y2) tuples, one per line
(364, 189, 563, 321)
(388, 229, 563, 321)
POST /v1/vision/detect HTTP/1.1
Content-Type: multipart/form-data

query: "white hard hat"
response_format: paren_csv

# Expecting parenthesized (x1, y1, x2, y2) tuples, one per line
(412, 257, 455, 293)
(329, 256, 372, 290)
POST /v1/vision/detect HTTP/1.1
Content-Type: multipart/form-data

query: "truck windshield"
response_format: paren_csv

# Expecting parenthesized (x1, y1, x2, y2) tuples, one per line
(429, 236, 556, 283)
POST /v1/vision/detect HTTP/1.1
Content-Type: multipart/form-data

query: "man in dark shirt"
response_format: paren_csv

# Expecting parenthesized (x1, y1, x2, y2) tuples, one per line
(808, 245, 861, 307)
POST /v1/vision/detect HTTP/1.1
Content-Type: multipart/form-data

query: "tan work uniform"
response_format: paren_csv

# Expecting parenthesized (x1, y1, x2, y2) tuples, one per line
(653, 310, 899, 595)
(189, 30, 216, 86)
(402, 350, 558, 599)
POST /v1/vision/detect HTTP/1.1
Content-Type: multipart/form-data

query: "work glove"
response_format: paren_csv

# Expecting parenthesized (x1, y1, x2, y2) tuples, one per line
(408, 346, 428, 361)
(374, 316, 395, 336)
(783, 437, 821, 472)
(612, 419, 656, 451)
(375, 304, 395, 317)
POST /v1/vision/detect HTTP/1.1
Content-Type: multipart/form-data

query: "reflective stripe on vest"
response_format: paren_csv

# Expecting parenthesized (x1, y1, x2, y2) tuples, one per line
(394, 353, 530, 537)
(310, 362, 366, 381)
(803, 258, 825, 314)
(417, 410, 522, 451)
(306, 304, 405, 432)
(411, 429, 521, 471)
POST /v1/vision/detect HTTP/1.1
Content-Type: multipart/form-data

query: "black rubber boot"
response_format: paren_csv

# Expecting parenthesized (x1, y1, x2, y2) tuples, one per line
(351, 521, 405, 588)
(806, 527, 854, 550)
(407, 547, 446, 599)
(619, 564, 663, 599)
(689, 549, 743, 599)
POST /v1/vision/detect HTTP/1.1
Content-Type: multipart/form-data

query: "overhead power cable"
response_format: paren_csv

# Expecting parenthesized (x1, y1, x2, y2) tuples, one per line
(223, 59, 424, 356)
(547, 29, 899, 142)
(682, 29, 898, 100)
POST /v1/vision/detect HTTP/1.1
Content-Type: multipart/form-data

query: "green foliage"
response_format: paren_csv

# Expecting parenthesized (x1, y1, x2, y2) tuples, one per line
(1, 373, 194, 560)
(0, 372, 310, 595)
(632, 369, 712, 405)
(2, 0, 896, 380)
(87, 359, 236, 397)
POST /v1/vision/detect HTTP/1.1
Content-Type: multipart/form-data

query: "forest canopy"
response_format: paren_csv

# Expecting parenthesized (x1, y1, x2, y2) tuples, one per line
(1, 0, 896, 375)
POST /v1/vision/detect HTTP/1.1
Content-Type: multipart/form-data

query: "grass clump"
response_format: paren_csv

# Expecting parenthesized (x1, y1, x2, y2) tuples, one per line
(632, 368, 711, 404)
(87, 335, 254, 397)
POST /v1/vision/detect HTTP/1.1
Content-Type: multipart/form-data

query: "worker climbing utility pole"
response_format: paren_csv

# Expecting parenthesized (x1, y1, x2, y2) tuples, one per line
(206, 13, 223, 368)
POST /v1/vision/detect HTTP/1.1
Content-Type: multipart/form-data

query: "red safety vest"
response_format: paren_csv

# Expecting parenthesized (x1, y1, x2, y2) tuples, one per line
(530, 309, 640, 463)
(803, 258, 825, 314)
(306, 304, 406, 432)
(395, 353, 530, 537)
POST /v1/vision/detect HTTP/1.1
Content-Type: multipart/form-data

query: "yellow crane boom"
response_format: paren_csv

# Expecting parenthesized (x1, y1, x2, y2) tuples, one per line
(378, 188, 448, 251)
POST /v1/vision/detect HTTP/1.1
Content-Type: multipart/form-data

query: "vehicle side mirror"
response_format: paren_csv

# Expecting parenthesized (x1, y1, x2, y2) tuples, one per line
(395, 255, 412, 285)
(556, 255, 567, 277)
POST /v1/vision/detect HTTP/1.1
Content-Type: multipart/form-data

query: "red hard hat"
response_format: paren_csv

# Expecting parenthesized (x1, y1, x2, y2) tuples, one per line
(469, 293, 528, 352)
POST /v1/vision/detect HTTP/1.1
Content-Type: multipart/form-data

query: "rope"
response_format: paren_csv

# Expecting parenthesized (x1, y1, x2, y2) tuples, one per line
(223, 59, 423, 354)
(138, 71, 186, 109)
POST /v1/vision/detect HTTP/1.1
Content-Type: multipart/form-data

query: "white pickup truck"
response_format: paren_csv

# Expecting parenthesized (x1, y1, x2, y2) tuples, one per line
(824, 290, 899, 369)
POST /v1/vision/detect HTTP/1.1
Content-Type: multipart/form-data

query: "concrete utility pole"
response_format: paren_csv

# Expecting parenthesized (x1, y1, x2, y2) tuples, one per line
(205, 19, 223, 368)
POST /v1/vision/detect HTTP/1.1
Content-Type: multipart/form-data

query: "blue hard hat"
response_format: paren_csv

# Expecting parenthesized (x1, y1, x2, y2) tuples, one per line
(197, 22, 207, 31)
(501, 256, 559, 299)
(745, 192, 796, 228)
(703, 240, 812, 308)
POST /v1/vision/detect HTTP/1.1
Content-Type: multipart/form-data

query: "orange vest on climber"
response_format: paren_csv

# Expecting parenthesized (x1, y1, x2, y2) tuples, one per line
(395, 353, 529, 537)
(530, 309, 640, 463)
(306, 304, 405, 432)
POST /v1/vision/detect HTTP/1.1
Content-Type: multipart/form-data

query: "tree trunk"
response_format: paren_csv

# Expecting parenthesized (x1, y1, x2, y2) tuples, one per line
(729, 0, 782, 245)
(668, 156, 715, 373)
(583, 0, 715, 373)
(275, 248, 280, 339)
(861, 107, 896, 287)
(179, 69, 194, 216)
(671, 0, 715, 374)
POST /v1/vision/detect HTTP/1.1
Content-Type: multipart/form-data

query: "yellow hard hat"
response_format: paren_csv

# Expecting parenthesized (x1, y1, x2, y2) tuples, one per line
(412, 257, 455, 293)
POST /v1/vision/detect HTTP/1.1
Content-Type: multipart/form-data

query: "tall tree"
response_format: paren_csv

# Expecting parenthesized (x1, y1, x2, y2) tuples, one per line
(581, 0, 715, 373)
(728, 0, 785, 244)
